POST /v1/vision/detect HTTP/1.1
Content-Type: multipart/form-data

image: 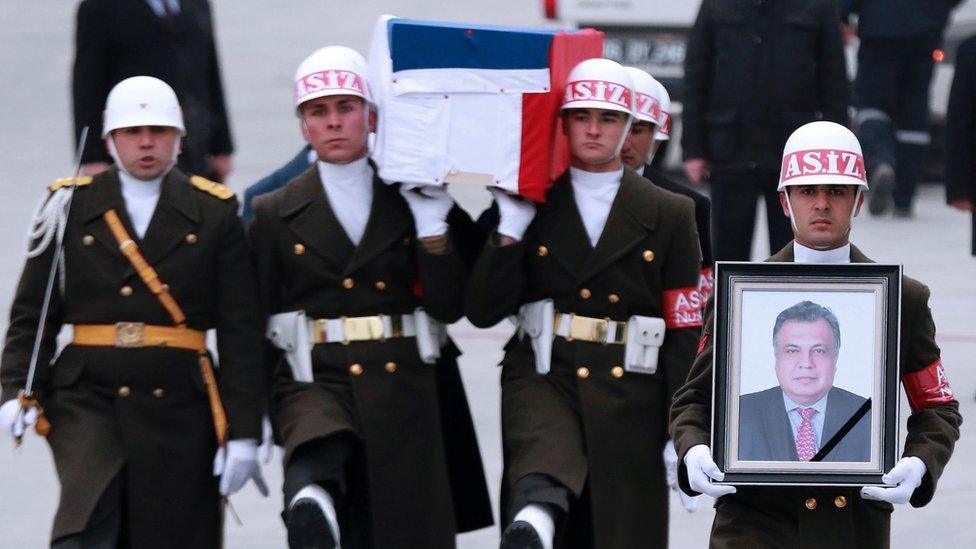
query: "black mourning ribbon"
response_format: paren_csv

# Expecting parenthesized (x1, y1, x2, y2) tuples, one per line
(810, 398, 872, 462)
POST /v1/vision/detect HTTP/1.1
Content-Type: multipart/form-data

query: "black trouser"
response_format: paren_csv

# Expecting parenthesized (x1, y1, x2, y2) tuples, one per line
(508, 473, 570, 523)
(709, 168, 793, 261)
(855, 37, 938, 210)
(282, 433, 355, 512)
(52, 472, 127, 549)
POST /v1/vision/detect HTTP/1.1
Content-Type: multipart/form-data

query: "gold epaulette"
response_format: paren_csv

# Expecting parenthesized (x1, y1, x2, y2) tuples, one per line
(189, 175, 235, 200)
(48, 176, 93, 192)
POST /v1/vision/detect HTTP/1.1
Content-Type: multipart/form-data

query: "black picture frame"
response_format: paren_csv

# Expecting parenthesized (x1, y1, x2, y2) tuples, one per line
(711, 261, 901, 486)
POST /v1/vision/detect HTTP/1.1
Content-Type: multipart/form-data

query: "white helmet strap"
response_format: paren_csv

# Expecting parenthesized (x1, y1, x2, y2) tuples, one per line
(782, 186, 861, 247)
(613, 116, 634, 159)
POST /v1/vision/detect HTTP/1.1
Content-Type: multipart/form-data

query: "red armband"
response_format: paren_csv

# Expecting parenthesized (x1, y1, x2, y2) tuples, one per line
(902, 359, 955, 411)
(698, 266, 714, 304)
(663, 287, 704, 329)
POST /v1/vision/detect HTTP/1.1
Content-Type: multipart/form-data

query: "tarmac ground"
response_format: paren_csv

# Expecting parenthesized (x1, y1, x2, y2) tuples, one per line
(0, 2, 973, 547)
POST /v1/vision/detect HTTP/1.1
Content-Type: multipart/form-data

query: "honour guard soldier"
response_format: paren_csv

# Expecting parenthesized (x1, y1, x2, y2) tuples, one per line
(466, 58, 703, 549)
(619, 66, 711, 515)
(249, 46, 491, 548)
(670, 121, 962, 548)
(0, 76, 267, 547)
(621, 67, 714, 296)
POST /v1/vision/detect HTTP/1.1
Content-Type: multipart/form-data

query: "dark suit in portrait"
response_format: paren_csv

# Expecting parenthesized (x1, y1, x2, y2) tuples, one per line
(739, 386, 871, 462)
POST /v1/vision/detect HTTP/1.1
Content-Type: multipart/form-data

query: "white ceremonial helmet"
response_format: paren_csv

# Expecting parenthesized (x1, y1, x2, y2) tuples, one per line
(778, 121, 869, 230)
(562, 58, 636, 158)
(561, 58, 636, 117)
(778, 121, 869, 191)
(293, 46, 374, 111)
(102, 76, 185, 137)
(624, 67, 662, 125)
(653, 79, 672, 141)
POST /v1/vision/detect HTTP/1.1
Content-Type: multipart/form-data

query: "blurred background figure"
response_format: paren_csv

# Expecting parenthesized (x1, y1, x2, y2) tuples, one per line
(845, 0, 964, 218)
(682, 0, 848, 261)
(72, 0, 235, 182)
(946, 32, 976, 256)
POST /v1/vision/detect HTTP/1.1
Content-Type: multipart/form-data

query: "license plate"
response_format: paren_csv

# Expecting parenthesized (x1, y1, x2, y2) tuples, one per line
(600, 27, 689, 79)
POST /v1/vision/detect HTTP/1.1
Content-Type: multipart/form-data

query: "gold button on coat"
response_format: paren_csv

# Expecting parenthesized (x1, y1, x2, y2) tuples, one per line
(83, 235, 95, 246)
(804, 498, 817, 510)
(537, 245, 549, 257)
(342, 278, 355, 289)
(349, 363, 364, 376)
(611, 366, 624, 378)
(374, 281, 387, 291)
(118, 386, 131, 397)
(608, 293, 620, 304)
(834, 496, 847, 508)
(293, 243, 305, 255)
(119, 286, 133, 297)
(185, 233, 198, 244)
(579, 288, 591, 299)
(642, 250, 655, 262)
(152, 388, 165, 398)
(577, 367, 590, 379)
(385, 362, 397, 373)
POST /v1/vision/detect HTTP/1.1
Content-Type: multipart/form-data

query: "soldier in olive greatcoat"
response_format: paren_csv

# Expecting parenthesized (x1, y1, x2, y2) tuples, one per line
(0, 76, 267, 547)
(249, 46, 491, 549)
(467, 58, 703, 549)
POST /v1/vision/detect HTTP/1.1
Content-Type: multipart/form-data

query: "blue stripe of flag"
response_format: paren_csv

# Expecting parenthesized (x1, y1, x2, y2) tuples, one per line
(390, 19, 555, 72)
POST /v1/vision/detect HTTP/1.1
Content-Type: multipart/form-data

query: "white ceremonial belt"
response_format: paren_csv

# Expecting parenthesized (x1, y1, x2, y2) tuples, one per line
(517, 299, 667, 376)
(267, 309, 446, 383)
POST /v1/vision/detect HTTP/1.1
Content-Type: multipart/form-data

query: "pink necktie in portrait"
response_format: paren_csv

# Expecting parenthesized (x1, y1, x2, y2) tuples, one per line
(795, 407, 818, 461)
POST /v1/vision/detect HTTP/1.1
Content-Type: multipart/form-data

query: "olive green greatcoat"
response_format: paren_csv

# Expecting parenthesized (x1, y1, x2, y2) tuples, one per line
(249, 166, 492, 549)
(467, 168, 703, 548)
(0, 167, 266, 546)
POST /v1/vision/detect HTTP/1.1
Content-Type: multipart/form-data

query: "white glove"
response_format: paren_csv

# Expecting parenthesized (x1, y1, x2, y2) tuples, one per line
(257, 415, 275, 464)
(664, 440, 700, 512)
(861, 456, 926, 505)
(0, 398, 37, 439)
(684, 444, 736, 498)
(399, 184, 454, 238)
(489, 187, 535, 241)
(213, 439, 269, 497)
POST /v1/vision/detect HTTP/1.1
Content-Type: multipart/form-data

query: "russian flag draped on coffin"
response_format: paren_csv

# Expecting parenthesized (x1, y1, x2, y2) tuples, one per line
(367, 16, 603, 201)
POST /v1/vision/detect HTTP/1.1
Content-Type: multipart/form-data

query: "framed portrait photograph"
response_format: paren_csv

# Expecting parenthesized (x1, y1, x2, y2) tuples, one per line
(711, 262, 901, 486)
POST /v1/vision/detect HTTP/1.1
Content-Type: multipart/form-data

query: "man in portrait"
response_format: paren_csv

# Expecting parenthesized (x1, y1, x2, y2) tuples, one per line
(738, 300, 871, 462)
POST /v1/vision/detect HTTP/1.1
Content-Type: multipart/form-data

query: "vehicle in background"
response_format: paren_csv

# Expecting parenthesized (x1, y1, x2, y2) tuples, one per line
(543, 0, 702, 171)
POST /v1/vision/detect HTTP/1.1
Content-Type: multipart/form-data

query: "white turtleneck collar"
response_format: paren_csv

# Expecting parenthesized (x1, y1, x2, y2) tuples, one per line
(793, 241, 851, 264)
(635, 164, 645, 177)
(316, 156, 371, 186)
(118, 169, 164, 239)
(569, 166, 623, 247)
(317, 157, 373, 245)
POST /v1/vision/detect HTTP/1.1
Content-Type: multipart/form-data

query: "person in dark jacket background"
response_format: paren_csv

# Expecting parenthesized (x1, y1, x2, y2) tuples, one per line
(682, 0, 849, 262)
(845, 0, 964, 217)
(73, 0, 234, 182)
(945, 32, 976, 256)
(241, 145, 315, 229)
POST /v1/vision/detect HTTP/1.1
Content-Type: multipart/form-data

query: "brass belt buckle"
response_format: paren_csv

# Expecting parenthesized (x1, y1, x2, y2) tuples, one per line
(312, 319, 329, 344)
(568, 314, 608, 343)
(115, 322, 146, 348)
(389, 315, 404, 338)
(343, 316, 384, 343)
